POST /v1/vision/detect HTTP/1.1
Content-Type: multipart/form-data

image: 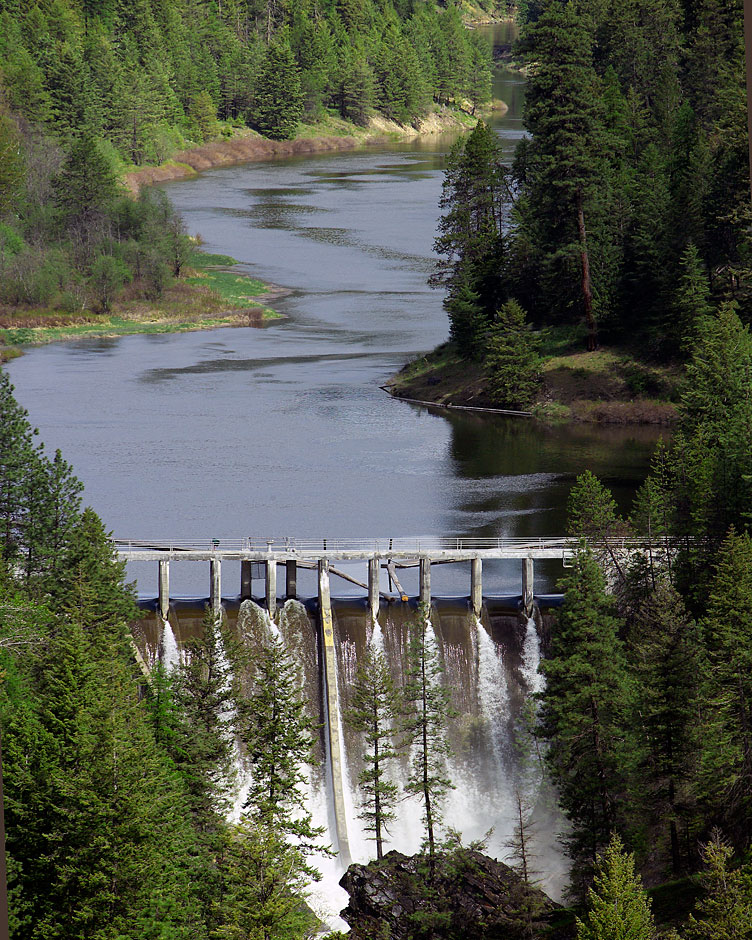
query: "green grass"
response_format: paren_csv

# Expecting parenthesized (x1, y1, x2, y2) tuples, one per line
(184, 269, 268, 308)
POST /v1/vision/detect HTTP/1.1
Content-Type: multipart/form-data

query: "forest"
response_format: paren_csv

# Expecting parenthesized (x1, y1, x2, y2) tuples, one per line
(0, 0, 492, 323)
(430, 0, 752, 414)
(3, 0, 752, 936)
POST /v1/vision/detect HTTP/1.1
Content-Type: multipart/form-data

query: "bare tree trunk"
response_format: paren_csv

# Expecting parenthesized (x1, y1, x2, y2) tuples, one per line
(576, 188, 597, 352)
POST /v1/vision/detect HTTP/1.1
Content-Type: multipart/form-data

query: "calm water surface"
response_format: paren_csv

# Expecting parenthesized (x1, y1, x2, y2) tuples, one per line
(6, 56, 662, 596)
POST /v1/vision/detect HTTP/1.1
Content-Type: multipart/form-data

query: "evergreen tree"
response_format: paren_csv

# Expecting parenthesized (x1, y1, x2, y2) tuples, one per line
(539, 552, 632, 893)
(518, 0, 604, 349)
(252, 36, 304, 140)
(235, 628, 325, 862)
(431, 120, 507, 329)
(213, 816, 317, 940)
(684, 831, 752, 940)
(697, 531, 752, 841)
(444, 279, 486, 360)
(576, 834, 656, 940)
(484, 299, 541, 409)
(346, 642, 400, 859)
(629, 583, 702, 873)
(400, 605, 455, 867)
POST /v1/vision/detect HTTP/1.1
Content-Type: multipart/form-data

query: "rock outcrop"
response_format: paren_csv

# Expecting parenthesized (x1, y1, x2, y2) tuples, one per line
(340, 849, 567, 940)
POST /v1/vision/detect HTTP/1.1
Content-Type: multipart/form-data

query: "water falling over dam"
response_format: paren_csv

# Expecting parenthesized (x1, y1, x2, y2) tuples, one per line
(132, 592, 569, 926)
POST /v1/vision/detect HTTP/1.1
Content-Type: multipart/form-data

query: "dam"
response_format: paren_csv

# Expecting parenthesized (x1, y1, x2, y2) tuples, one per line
(122, 535, 665, 922)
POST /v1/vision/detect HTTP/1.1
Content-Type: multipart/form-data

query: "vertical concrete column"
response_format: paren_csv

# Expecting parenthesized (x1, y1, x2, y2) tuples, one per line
(210, 558, 222, 613)
(522, 555, 535, 616)
(419, 557, 431, 609)
(318, 560, 352, 866)
(368, 557, 380, 623)
(158, 560, 170, 622)
(471, 557, 483, 618)
(240, 560, 252, 600)
(286, 560, 297, 599)
(266, 560, 277, 620)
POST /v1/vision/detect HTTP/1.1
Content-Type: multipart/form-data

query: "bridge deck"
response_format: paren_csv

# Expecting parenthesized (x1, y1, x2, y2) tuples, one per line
(114, 536, 672, 563)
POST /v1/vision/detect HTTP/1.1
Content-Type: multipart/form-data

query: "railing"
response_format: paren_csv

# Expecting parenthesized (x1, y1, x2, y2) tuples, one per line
(113, 536, 680, 555)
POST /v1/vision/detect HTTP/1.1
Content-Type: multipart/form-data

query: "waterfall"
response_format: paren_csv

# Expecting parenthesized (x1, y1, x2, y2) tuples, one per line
(159, 618, 180, 672)
(521, 616, 544, 696)
(139, 597, 567, 927)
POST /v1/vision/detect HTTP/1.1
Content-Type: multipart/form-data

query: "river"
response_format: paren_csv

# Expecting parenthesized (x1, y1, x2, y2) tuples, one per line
(5, 35, 661, 600)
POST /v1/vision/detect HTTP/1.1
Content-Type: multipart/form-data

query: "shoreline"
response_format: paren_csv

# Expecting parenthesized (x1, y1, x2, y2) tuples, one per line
(384, 342, 681, 426)
(123, 108, 495, 193)
(1, 105, 501, 362)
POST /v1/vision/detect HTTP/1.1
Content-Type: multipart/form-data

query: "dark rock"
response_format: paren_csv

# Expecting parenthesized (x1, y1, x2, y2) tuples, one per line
(340, 849, 565, 940)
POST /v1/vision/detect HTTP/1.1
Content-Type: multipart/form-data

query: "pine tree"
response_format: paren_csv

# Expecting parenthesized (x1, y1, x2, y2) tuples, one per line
(576, 834, 656, 940)
(431, 120, 508, 324)
(445, 279, 486, 360)
(346, 643, 400, 859)
(484, 299, 541, 409)
(697, 531, 752, 841)
(539, 552, 632, 893)
(0, 371, 39, 569)
(629, 583, 702, 874)
(400, 605, 455, 867)
(684, 831, 752, 940)
(519, 0, 604, 349)
(213, 816, 317, 940)
(252, 35, 304, 140)
(235, 628, 325, 861)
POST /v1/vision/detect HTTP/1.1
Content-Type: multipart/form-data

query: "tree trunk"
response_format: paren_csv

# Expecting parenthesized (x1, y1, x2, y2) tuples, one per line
(576, 188, 597, 352)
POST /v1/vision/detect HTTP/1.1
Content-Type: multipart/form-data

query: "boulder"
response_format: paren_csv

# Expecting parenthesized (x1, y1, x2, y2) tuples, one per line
(340, 849, 565, 940)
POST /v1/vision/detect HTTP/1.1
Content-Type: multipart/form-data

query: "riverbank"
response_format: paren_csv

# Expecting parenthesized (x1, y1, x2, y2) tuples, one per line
(385, 340, 681, 425)
(0, 251, 281, 361)
(124, 107, 494, 193)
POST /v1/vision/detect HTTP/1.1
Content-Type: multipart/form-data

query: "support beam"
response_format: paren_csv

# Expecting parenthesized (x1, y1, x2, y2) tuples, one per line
(522, 556, 534, 616)
(318, 561, 352, 866)
(471, 557, 482, 618)
(240, 560, 252, 600)
(158, 560, 170, 621)
(286, 560, 297, 599)
(368, 557, 380, 623)
(419, 557, 431, 609)
(210, 558, 222, 614)
(386, 561, 408, 602)
(266, 560, 277, 619)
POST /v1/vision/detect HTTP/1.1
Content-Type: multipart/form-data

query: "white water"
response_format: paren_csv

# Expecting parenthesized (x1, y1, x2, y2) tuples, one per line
(521, 616, 545, 697)
(159, 618, 181, 672)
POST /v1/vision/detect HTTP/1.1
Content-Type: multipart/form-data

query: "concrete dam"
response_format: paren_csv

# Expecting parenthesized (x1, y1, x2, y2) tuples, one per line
(121, 537, 630, 923)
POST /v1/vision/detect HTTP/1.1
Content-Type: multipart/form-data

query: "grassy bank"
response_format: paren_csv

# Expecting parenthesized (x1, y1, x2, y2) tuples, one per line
(0, 250, 280, 361)
(385, 331, 681, 425)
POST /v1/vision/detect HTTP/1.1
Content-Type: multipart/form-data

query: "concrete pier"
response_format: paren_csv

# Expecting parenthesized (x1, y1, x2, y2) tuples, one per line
(471, 557, 482, 617)
(419, 557, 431, 608)
(286, 560, 297, 599)
(266, 560, 277, 619)
(240, 560, 252, 600)
(210, 558, 222, 613)
(158, 560, 169, 622)
(522, 556, 534, 616)
(318, 560, 352, 865)
(368, 558, 380, 623)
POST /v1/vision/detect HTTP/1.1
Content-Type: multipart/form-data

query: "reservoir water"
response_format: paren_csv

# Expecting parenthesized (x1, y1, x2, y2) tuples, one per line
(5, 51, 661, 598)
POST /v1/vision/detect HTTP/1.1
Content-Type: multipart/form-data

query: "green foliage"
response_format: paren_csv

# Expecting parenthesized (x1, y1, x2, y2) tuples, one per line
(234, 626, 326, 865)
(432, 120, 508, 332)
(252, 36, 305, 140)
(540, 551, 632, 893)
(400, 605, 455, 864)
(684, 831, 752, 940)
(88, 253, 132, 311)
(576, 834, 656, 940)
(346, 641, 400, 858)
(483, 299, 541, 409)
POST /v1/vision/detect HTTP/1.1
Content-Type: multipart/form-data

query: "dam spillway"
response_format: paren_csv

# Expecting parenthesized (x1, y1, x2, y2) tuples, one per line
(131, 597, 570, 920)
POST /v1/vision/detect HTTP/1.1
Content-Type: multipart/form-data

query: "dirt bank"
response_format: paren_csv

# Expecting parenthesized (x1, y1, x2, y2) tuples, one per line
(123, 109, 500, 192)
